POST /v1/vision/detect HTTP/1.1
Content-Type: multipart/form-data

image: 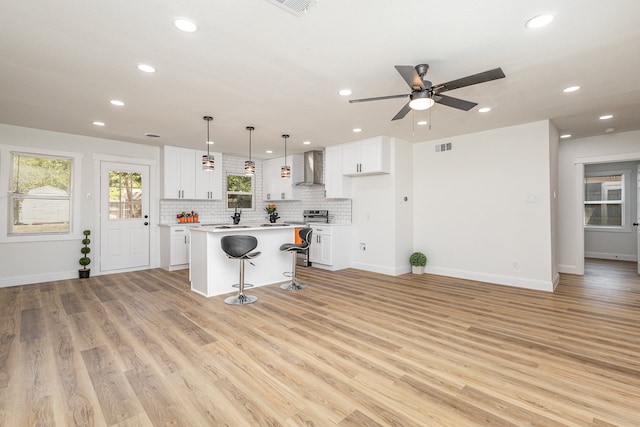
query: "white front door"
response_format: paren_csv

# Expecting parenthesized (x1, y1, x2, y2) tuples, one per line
(100, 162, 150, 272)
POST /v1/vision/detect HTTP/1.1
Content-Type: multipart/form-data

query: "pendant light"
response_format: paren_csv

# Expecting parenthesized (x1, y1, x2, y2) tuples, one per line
(244, 126, 256, 176)
(202, 115, 215, 171)
(281, 134, 291, 178)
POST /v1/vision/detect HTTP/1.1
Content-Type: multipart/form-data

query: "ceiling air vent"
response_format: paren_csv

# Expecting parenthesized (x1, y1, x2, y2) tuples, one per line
(435, 142, 452, 152)
(265, 0, 318, 16)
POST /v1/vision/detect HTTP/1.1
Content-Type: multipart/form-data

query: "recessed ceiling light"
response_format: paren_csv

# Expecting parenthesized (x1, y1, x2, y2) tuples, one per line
(173, 18, 198, 32)
(560, 134, 572, 139)
(110, 99, 125, 106)
(599, 114, 613, 120)
(562, 86, 580, 93)
(92, 121, 105, 126)
(478, 107, 491, 113)
(417, 120, 428, 126)
(137, 64, 156, 73)
(303, 141, 311, 145)
(266, 150, 273, 154)
(338, 89, 352, 96)
(353, 128, 362, 133)
(525, 14, 554, 29)
(605, 127, 615, 133)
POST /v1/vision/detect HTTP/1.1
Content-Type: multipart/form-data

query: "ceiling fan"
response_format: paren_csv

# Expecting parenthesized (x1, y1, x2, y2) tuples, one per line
(348, 64, 506, 121)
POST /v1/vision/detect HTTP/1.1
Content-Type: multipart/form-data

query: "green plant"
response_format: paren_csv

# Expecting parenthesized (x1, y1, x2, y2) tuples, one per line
(79, 230, 91, 269)
(409, 252, 427, 267)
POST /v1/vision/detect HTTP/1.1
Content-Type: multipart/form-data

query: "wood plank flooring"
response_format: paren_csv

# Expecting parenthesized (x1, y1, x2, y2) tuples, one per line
(1, 259, 639, 426)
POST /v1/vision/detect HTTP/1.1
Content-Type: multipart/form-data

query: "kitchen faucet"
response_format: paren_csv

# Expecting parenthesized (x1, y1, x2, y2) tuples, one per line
(231, 202, 242, 224)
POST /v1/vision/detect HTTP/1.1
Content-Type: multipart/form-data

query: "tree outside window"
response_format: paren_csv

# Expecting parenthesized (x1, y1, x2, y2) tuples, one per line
(227, 173, 253, 209)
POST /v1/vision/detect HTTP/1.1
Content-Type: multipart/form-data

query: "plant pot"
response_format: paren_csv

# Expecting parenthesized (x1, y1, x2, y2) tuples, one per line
(411, 266, 424, 275)
(79, 268, 91, 279)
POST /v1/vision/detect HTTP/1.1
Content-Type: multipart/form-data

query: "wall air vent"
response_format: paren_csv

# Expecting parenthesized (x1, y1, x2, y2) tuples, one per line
(435, 142, 452, 152)
(264, 0, 318, 16)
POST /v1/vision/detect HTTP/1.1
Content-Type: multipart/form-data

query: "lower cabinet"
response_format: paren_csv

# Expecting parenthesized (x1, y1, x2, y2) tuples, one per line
(160, 225, 193, 271)
(309, 224, 351, 271)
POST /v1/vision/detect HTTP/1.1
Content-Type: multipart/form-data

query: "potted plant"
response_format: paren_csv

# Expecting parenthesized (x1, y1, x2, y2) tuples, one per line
(265, 204, 280, 223)
(79, 229, 91, 278)
(409, 251, 427, 274)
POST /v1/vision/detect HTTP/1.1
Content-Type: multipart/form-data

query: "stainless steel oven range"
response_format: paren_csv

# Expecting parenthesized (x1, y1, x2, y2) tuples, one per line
(297, 210, 329, 266)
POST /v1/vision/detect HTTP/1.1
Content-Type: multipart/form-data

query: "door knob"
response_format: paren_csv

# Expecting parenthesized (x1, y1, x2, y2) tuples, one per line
(634, 222, 639, 226)
(144, 222, 149, 226)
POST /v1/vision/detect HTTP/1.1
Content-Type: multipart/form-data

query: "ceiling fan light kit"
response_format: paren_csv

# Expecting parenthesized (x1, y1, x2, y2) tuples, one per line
(349, 63, 505, 121)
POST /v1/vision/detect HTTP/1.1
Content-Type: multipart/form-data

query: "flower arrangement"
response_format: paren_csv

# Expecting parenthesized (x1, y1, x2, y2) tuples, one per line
(264, 204, 277, 215)
(177, 211, 198, 223)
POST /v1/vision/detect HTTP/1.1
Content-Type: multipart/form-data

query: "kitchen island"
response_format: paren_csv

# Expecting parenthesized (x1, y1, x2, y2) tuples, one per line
(189, 223, 301, 297)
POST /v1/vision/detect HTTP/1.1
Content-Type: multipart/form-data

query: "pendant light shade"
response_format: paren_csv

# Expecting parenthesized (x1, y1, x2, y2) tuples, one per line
(202, 116, 215, 171)
(281, 134, 291, 178)
(244, 126, 255, 176)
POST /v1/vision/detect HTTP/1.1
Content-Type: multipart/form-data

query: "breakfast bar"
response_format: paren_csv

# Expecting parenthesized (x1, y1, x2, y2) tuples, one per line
(189, 223, 300, 297)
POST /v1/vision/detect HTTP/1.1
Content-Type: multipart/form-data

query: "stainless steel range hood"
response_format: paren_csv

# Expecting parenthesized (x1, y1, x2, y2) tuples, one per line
(295, 150, 324, 186)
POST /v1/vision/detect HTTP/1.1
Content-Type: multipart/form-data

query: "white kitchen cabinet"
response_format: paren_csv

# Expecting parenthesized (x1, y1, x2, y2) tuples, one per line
(160, 224, 193, 271)
(324, 145, 351, 198)
(342, 136, 391, 176)
(263, 154, 303, 200)
(163, 146, 223, 200)
(163, 145, 196, 199)
(195, 150, 223, 199)
(309, 224, 352, 271)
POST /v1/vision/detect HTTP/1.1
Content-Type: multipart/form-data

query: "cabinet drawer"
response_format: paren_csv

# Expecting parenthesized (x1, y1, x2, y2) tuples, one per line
(170, 227, 188, 236)
(310, 225, 332, 236)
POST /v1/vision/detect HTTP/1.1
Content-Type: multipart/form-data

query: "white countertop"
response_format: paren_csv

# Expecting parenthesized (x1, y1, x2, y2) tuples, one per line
(190, 223, 299, 233)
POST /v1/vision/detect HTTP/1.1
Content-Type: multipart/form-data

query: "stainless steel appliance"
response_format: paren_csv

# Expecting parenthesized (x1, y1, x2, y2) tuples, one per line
(296, 210, 329, 266)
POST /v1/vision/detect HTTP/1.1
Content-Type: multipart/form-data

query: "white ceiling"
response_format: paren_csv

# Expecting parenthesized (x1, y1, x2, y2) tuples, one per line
(1, 0, 639, 159)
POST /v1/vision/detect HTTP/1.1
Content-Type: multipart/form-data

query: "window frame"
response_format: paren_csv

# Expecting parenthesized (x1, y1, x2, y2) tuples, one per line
(0, 144, 83, 243)
(583, 169, 631, 232)
(226, 172, 254, 211)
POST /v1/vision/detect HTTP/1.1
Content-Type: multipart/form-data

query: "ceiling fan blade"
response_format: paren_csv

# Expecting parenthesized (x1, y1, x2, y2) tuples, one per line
(434, 94, 478, 111)
(434, 67, 505, 94)
(348, 94, 408, 103)
(392, 102, 412, 121)
(395, 65, 425, 90)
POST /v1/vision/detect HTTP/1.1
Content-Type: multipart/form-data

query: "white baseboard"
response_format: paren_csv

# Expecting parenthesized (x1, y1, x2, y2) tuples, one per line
(584, 251, 637, 262)
(424, 266, 555, 292)
(350, 261, 406, 276)
(0, 270, 78, 288)
(558, 264, 580, 275)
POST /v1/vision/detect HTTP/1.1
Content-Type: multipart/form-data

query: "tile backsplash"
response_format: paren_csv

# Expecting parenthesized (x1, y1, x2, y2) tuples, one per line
(159, 154, 352, 224)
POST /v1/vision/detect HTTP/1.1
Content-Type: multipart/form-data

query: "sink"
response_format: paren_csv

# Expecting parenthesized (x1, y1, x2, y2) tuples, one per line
(260, 223, 290, 227)
(215, 225, 251, 229)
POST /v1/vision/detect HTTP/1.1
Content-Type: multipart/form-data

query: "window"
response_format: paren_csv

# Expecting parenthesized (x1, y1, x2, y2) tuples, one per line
(9, 152, 72, 235)
(108, 171, 142, 219)
(584, 174, 624, 227)
(227, 173, 253, 209)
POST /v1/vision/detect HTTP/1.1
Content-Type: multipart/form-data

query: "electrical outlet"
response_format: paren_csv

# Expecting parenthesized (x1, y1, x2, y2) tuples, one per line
(360, 243, 366, 251)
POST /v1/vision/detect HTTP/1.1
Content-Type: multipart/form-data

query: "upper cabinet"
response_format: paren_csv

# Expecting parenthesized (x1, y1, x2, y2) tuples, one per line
(324, 145, 351, 198)
(195, 149, 223, 200)
(341, 136, 391, 176)
(162, 146, 222, 199)
(263, 154, 303, 201)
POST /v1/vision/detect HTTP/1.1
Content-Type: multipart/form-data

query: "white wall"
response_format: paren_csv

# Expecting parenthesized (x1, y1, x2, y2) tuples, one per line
(413, 121, 556, 291)
(0, 124, 161, 286)
(350, 138, 413, 275)
(557, 130, 640, 273)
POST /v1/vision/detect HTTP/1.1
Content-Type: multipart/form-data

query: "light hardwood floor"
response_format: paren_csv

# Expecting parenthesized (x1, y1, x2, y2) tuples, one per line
(1, 259, 639, 426)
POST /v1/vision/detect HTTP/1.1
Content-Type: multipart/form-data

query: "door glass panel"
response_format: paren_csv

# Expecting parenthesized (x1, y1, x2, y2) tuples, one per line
(108, 171, 142, 219)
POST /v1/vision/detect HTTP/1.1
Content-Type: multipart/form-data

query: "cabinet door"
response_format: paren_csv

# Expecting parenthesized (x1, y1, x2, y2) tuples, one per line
(325, 145, 351, 198)
(179, 149, 196, 199)
(262, 158, 278, 201)
(310, 233, 332, 265)
(341, 143, 361, 175)
(195, 151, 223, 199)
(170, 233, 188, 265)
(163, 146, 182, 198)
(360, 137, 390, 174)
